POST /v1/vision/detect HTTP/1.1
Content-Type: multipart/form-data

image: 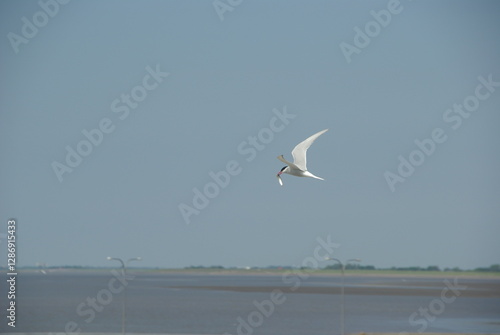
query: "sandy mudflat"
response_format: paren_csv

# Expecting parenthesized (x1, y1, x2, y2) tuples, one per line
(173, 278, 500, 298)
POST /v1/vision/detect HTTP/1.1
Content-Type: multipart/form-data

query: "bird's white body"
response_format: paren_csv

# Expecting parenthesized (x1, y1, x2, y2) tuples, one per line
(276, 129, 328, 185)
(277, 155, 324, 179)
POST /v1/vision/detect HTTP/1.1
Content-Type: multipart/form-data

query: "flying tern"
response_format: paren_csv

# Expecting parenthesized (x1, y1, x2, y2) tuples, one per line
(276, 129, 328, 186)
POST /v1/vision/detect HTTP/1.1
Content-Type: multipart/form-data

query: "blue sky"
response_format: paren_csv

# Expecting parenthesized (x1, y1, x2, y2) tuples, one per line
(1, 0, 499, 269)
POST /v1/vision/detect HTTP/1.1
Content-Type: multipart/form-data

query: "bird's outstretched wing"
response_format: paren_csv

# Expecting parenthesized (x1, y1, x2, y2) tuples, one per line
(291, 129, 328, 171)
(277, 155, 302, 171)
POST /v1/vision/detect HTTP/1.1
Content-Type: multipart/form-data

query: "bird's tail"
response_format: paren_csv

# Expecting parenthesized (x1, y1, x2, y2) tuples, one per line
(304, 171, 324, 180)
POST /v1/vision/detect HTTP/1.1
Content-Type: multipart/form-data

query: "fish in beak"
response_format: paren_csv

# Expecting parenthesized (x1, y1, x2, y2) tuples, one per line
(276, 173, 283, 186)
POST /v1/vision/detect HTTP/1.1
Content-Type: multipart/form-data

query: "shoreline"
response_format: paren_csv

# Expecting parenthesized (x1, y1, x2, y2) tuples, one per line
(4, 268, 500, 280)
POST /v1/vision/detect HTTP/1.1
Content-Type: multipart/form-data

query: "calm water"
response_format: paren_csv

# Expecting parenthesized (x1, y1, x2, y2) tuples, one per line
(1, 270, 499, 334)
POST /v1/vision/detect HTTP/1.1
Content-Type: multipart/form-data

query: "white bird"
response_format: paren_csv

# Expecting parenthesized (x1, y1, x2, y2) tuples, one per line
(276, 129, 328, 186)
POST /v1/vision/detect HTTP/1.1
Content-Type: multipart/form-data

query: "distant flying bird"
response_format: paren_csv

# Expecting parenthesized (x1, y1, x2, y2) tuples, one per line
(276, 129, 328, 186)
